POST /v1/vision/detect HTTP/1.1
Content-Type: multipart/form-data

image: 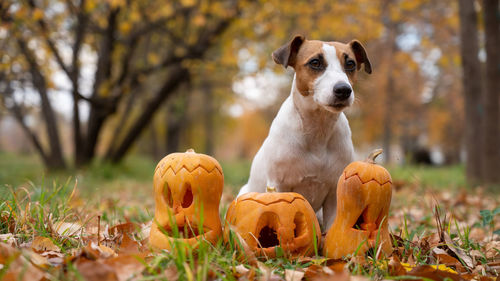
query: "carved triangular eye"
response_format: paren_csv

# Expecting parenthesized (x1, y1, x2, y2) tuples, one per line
(182, 182, 193, 208)
(164, 183, 173, 207)
(294, 212, 306, 237)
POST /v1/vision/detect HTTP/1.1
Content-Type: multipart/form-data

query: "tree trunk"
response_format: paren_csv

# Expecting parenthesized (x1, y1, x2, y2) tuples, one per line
(83, 8, 119, 164)
(203, 80, 215, 155)
(17, 39, 66, 169)
(165, 89, 190, 154)
(382, 24, 397, 164)
(108, 67, 189, 162)
(458, 0, 483, 184)
(481, 0, 500, 184)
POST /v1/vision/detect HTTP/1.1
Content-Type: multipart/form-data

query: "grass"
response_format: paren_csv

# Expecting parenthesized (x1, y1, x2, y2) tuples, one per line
(0, 151, 499, 280)
(388, 164, 466, 189)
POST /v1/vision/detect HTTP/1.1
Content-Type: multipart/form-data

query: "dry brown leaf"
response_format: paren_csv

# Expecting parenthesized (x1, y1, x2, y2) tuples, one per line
(235, 264, 250, 275)
(350, 276, 371, 281)
(31, 236, 60, 253)
(117, 234, 147, 255)
(328, 261, 347, 273)
(284, 269, 304, 281)
(109, 222, 138, 237)
(257, 261, 282, 281)
(485, 241, 500, 259)
(0, 242, 46, 281)
(0, 234, 17, 247)
(163, 265, 179, 280)
(304, 264, 351, 281)
(407, 265, 463, 281)
(229, 226, 257, 266)
(75, 258, 119, 281)
(443, 232, 474, 268)
(102, 254, 147, 281)
(469, 228, 486, 242)
(388, 256, 407, 276)
(54, 221, 82, 237)
(137, 221, 151, 241)
(82, 242, 117, 260)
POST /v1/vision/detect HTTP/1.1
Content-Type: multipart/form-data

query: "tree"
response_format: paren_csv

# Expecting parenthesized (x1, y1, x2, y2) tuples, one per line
(481, 0, 500, 185)
(458, 0, 483, 183)
(0, 0, 245, 169)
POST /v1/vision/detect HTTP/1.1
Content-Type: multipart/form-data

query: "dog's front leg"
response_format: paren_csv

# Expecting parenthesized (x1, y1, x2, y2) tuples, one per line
(322, 188, 337, 230)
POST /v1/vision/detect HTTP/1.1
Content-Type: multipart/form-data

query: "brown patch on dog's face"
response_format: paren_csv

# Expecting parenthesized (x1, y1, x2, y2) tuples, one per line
(272, 37, 371, 97)
(331, 42, 359, 85)
(292, 40, 327, 96)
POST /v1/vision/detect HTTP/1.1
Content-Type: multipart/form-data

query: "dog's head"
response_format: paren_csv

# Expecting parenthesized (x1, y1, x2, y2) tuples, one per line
(272, 35, 371, 113)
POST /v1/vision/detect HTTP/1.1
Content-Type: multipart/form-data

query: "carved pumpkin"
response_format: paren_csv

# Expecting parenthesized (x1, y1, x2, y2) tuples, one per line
(323, 149, 393, 259)
(150, 149, 223, 250)
(224, 187, 321, 258)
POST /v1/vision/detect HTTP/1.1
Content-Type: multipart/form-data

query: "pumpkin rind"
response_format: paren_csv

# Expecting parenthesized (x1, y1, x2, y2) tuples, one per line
(323, 151, 393, 259)
(150, 149, 224, 250)
(224, 191, 321, 258)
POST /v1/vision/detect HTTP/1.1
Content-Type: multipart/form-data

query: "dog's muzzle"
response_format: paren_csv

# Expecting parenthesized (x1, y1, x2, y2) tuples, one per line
(333, 82, 352, 101)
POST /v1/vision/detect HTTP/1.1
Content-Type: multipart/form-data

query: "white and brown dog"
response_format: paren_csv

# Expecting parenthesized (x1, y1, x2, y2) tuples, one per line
(238, 35, 372, 230)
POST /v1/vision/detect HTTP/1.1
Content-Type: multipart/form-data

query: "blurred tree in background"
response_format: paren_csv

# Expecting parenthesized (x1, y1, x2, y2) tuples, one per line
(0, 0, 498, 186)
(0, 0, 244, 168)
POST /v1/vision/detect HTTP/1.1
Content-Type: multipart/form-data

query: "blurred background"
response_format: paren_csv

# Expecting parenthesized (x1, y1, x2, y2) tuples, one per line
(0, 0, 499, 194)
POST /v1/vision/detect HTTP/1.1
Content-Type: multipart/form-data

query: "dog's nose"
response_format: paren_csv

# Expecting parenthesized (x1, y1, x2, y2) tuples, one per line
(333, 82, 352, 100)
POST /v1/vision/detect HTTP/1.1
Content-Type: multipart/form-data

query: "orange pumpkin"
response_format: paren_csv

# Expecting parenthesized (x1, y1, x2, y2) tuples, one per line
(323, 149, 393, 259)
(150, 149, 223, 250)
(224, 187, 321, 258)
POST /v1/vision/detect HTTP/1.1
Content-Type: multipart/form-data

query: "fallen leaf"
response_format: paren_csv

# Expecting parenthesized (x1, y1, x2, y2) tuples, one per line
(54, 221, 82, 237)
(328, 261, 347, 273)
(109, 222, 138, 236)
(469, 228, 486, 242)
(82, 242, 117, 260)
(31, 236, 60, 253)
(117, 234, 147, 255)
(102, 254, 147, 281)
(285, 269, 304, 281)
(443, 232, 474, 268)
(407, 265, 462, 281)
(485, 241, 500, 259)
(75, 258, 119, 281)
(235, 264, 249, 275)
(388, 256, 407, 276)
(228, 226, 257, 265)
(0, 234, 16, 247)
(257, 262, 281, 281)
(163, 265, 179, 280)
(0, 242, 46, 281)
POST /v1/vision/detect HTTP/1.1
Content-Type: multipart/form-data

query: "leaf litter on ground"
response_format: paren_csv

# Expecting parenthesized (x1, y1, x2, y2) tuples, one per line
(0, 179, 499, 280)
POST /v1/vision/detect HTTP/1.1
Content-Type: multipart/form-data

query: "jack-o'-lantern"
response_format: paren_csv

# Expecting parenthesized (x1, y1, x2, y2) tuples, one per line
(323, 149, 393, 259)
(224, 187, 321, 258)
(150, 149, 223, 250)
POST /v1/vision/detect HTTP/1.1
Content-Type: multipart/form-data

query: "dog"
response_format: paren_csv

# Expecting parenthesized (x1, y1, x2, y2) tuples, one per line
(237, 35, 372, 230)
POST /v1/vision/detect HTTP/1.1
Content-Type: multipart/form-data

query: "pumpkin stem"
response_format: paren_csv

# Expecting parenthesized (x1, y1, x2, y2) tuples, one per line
(366, 149, 383, 164)
(186, 148, 195, 153)
(266, 186, 276, 193)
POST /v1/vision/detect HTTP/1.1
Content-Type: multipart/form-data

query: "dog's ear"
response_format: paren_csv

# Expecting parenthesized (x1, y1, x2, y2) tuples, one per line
(349, 40, 372, 74)
(272, 35, 305, 68)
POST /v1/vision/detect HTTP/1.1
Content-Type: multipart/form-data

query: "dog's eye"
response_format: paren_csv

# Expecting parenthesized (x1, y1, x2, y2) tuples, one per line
(345, 60, 356, 72)
(308, 59, 323, 70)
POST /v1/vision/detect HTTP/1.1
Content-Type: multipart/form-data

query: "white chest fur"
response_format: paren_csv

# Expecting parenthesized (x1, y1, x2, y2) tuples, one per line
(239, 91, 354, 212)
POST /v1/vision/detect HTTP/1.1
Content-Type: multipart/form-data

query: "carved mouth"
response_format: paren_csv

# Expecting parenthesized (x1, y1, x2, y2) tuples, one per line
(255, 212, 281, 249)
(257, 225, 280, 248)
(352, 207, 382, 241)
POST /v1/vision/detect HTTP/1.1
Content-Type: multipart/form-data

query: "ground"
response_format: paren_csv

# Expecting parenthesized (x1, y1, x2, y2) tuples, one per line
(0, 151, 499, 281)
